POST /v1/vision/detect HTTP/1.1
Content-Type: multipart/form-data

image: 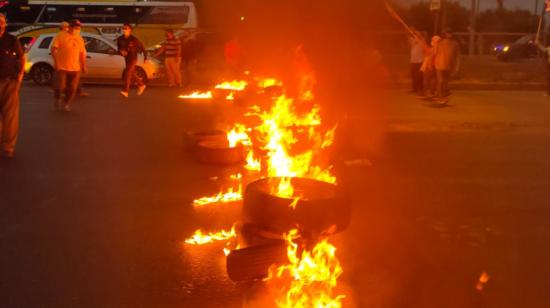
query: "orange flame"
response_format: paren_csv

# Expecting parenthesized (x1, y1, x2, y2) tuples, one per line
(258, 78, 283, 89)
(245, 150, 262, 172)
(267, 229, 345, 307)
(184, 226, 237, 245)
(256, 95, 336, 196)
(227, 124, 252, 148)
(179, 91, 213, 100)
(192, 185, 243, 207)
(215, 80, 248, 91)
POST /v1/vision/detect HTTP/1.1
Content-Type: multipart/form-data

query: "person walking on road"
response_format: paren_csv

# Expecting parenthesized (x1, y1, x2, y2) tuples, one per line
(434, 30, 460, 104)
(409, 29, 425, 94)
(0, 13, 25, 159)
(155, 29, 182, 88)
(51, 19, 87, 112)
(117, 23, 147, 98)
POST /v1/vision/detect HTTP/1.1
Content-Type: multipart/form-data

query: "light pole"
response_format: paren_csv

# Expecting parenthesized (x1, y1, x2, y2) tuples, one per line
(469, 0, 477, 55)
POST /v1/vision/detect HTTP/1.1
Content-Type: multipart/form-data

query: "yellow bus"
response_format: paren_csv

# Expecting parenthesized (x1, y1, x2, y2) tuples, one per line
(3, 0, 198, 48)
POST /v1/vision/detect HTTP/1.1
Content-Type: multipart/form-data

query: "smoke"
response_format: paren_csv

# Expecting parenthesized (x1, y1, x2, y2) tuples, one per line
(206, 0, 389, 157)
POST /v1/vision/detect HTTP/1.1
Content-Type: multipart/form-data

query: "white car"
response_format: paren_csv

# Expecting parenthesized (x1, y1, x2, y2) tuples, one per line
(24, 32, 162, 85)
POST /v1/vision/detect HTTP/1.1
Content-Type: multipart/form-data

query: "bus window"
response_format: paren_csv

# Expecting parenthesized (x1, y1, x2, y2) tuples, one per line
(38, 5, 145, 24)
(138, 6, 189, 24)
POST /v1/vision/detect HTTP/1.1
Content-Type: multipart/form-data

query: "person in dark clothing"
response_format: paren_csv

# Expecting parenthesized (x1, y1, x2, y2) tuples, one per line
(0, 13, 25, 159)
(117, 23, 147, 98)
(180, 30, 197, 87)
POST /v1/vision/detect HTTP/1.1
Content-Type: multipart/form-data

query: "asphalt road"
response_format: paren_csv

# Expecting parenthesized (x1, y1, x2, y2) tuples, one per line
(1, 85, 550, 307)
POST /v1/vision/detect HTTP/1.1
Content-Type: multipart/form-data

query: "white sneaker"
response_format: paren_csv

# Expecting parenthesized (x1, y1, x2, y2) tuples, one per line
(120, 91, 129, 98)
(137, 85, 146, 96)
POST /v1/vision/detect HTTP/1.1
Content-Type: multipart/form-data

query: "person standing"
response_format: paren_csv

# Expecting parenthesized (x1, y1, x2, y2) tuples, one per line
(0, 13, 25, 159)
(420, 35, 441, 97)
(409, 30, 425, 94)
(155, 29, 182, 88)
(434, 31, 460, 104)
(51, 19, 87, 112)
(117, 23, 147, 98)
(535, 41, 550, 96)
(180, 30, 197, 87)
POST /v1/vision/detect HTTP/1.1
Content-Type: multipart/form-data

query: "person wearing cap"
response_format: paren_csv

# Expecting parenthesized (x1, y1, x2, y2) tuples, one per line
(0, 13, 25, 159)
(117, 23, 147, 98)
(434, 30, 460, 104)
(154, 29, 182, 88)
(51, 19, 87, 111)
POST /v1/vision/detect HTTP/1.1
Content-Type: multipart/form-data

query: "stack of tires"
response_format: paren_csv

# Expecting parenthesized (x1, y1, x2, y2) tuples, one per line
(226, 177, 351, 282)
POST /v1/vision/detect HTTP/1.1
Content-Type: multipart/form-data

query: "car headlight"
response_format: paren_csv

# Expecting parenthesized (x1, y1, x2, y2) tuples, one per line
(503, 45, 510, 52)
(24, 61, 33, 73)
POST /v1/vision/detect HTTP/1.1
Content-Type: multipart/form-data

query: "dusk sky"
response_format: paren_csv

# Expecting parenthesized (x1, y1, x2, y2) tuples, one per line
(398, 0, 537, 12)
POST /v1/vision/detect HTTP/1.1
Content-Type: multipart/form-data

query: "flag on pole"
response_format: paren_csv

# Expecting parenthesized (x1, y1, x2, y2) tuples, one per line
(384, 1, 416, 38)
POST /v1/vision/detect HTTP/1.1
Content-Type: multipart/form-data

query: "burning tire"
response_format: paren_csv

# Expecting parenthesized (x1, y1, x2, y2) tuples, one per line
(183, 130, 227, 149)
(226, 240, 288, 282)
(195, 140, 246, 165)
(242, 177, 351, 236)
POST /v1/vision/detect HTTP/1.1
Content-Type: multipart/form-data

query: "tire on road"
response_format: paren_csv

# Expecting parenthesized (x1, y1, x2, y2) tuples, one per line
(30, 63, 54, 85)
(183, 130, 227, 150)
(242, 177, 351, 236)
(195, 140, 246, 165)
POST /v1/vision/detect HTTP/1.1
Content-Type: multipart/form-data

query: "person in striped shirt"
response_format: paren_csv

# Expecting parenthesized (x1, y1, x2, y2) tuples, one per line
(155, 29, 182, 88)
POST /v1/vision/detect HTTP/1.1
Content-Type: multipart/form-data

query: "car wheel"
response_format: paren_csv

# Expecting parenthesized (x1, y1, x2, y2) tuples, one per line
(30, 63, 54, 85)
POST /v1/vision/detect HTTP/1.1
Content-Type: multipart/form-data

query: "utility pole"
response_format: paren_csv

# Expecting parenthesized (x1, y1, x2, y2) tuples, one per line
(431, 0, 442, 35)
(441, 0, 447, 33)
(469, 0, 477, 55)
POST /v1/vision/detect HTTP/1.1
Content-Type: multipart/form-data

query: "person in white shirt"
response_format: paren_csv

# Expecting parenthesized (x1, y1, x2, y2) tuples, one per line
(409, 29, 425, 94)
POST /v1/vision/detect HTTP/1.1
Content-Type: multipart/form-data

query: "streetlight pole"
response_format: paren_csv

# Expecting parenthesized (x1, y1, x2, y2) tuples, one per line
(469, 0, 477, 55)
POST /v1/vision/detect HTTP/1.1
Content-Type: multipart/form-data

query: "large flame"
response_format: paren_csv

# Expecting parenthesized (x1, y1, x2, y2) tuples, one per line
(267, 229, 345, 308)
(256, 95, 335, 197)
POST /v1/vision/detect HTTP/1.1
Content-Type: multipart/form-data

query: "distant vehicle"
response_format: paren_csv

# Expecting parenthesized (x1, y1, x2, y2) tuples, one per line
(24, 32, 163, 85)
(493, 35, 538, 62)
(2, 1, 198, 48)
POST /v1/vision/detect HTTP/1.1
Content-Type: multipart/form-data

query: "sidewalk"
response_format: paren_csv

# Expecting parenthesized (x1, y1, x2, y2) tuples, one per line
(386, 90, 550, 133)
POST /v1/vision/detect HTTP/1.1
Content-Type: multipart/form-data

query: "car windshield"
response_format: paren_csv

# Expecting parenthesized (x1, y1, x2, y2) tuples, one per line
(515, 36, 533, 44)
